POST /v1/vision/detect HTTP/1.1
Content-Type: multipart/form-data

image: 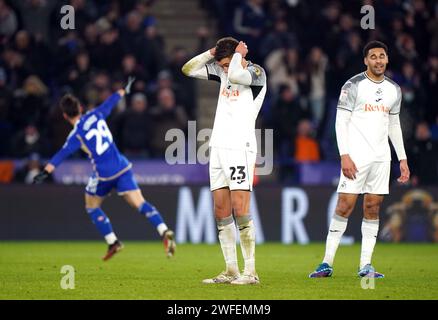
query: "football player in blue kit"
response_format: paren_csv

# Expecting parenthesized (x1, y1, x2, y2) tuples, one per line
(33, 77, 176, 260)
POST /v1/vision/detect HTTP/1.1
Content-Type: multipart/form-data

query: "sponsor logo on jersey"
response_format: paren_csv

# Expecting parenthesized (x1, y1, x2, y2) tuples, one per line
(364, 103, 390, 113)
(221, 87, 240, 98)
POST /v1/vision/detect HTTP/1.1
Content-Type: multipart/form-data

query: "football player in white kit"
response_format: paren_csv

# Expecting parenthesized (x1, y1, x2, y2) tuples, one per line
(309, 41, 410, 278)
(182, 37, 267, 284)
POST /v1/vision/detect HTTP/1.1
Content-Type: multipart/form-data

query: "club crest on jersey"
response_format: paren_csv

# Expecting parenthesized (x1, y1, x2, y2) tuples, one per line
(338, 89, 349, 106)
(375, 88, 383, 102)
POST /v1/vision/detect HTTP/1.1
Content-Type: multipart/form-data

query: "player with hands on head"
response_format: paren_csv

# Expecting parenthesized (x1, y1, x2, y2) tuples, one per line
(182, 37, 267, 285)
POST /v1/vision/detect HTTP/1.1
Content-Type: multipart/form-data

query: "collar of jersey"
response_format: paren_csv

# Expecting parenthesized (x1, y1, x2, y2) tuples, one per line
(363, 71, 385, 84)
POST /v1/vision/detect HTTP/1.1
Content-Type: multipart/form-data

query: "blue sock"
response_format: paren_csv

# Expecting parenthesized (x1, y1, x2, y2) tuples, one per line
(139, 201, 167, 235)
(87, 208, 114, 237)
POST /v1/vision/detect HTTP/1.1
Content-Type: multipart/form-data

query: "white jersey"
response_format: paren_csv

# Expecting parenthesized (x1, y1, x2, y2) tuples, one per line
(337, 72, 402, 165)
(205, 58, 267, 152)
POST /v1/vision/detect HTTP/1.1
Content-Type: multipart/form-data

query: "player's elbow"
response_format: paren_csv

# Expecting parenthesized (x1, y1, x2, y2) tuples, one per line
(228, 70, 251, 85)
(181, 63, 191, 77)
(228, 71, 242, 84)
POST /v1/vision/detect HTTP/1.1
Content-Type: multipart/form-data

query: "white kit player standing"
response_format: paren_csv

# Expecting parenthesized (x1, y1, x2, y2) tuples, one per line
(310, 41, 410, 279)
(182, 37, 267, 285)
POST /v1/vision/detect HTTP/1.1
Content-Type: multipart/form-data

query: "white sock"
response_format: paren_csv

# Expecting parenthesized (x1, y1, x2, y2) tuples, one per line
(360, 218, 379, 268)
(236, 215, 256, 276)
(157, 223, 168, 237)
(217, 216, 239, 275)
(322, 214, 348, 266)
(104, 232, 117, 245)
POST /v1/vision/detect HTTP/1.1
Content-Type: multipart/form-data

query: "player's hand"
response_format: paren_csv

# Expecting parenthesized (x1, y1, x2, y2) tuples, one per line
(209, 47, 216, 56)
(235, 41, 248, 58)
(341, 154, 358, 180)
(397, 159, 410, 184)
(33, 170, 50, 184)
(124, 76, 136, 95)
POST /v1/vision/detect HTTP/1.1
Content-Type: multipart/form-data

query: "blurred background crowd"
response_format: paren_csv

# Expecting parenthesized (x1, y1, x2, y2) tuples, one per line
(0, 0, 437, 185)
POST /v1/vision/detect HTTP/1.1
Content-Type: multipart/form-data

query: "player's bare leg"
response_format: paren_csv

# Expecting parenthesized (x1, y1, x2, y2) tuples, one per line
(358, 193, 384, 278)
(230, 190, 259, 285)
(203, 188, 240, 284)
(310, 193, 358, 277)
(85, 194, 123, 261)
(123, 189, 175, 257)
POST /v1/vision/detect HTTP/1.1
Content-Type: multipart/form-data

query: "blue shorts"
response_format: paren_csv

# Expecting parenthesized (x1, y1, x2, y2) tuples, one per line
(85, 169, 139, 197)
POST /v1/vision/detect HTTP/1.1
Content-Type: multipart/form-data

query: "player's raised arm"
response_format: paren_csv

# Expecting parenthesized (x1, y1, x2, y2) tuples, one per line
(335, 81, 358, 180)
(227, 41, 253, 85)
(96, 77, 136, 118)
(388, 86, 410, 183)
(181, 48, 215, 80)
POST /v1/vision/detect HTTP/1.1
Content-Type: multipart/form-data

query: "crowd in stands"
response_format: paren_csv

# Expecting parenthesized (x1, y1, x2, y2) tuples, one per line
(0, 0, 437, 185)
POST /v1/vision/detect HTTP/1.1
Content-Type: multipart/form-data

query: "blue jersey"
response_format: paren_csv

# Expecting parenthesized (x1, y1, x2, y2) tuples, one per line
(49, 93, 131, 180)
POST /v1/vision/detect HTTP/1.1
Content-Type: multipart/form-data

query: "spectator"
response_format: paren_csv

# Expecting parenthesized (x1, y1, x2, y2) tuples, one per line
(149, 88, 188, 157)
(11, 124, 49, 157)
(259, 19, 298, 60)
(12, 75, 49, 129)
(0, 0, 18, 40)
(265, 47, 309, 97)
(294, 119, 321, 163)
(398, 61, 425, 140)
(14, 0, 57, 43)
(14, 152, 53, 184)
(409, 122, 438, 186)
(141, 24, 166, 80)
(233, 0, 267, 62)
(64, 50, 92, 98)
(422, 55, 438, 122)
(308, 46, 328, 128)
(271, 84, 310, 157)
(120, 10, 144, 58)
(119, 53, 149, 89)
(1, 47, 33, 89)
(112, 93, 152, 157)
(168, 46, 197, 119)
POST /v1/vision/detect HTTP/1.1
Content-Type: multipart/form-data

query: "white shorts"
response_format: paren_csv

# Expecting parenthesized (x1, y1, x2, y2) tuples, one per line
(337, 161, 391, 195)
(209, 147, 256, 191)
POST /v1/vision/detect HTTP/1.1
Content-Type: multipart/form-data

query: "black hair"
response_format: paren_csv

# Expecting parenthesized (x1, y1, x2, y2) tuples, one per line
(59, 94, 81, 118)
(214, 37, 239, 61)
(363, 41, 388, 58)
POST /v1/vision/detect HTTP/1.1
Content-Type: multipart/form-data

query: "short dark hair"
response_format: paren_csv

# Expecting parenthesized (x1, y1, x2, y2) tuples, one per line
(363, 41, 388, 58)
(59, 94, 81, 118)
(214, 37, 239, 61)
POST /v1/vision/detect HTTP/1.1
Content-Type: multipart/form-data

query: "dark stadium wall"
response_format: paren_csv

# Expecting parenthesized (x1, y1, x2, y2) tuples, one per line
(1, 185, 437, 243)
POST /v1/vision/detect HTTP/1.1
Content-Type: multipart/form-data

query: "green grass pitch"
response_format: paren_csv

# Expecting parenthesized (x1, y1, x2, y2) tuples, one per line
(1, 242, 437, 300)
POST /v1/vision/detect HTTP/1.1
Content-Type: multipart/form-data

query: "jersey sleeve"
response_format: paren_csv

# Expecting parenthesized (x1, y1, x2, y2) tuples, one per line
(48, 130, 82, 167)
(337, 80, 358, 112)
(247, 64, 266, 86)
(95, 92, 122, 118)
(205, 62, 224, 82)
(390, 85, 402, 115)
(181, 50, 215, 80)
